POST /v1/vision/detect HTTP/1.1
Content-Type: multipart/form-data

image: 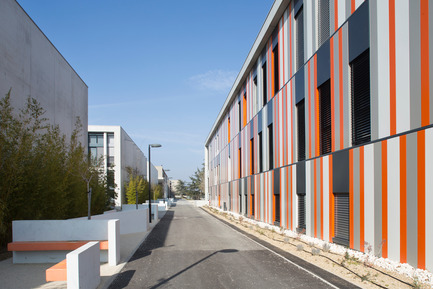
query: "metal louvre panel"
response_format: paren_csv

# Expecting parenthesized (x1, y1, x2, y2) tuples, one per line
(351, 49, 371, 145)
(318, 0, 330, 47)
(319, 80, 331, 154)
(296, 8, 304, 71)
(297, 100, 306, 161)
(298, 195, 306, 231)
(333, 193, 350, 246)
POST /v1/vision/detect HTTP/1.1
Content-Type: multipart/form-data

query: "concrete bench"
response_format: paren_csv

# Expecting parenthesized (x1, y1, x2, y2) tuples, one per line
(46, 242, 100, 289)
(9, 219, 119, 265)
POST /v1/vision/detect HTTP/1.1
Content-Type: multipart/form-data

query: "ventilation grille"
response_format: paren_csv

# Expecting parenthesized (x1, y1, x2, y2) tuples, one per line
(319, 80, 332, 154)
(297, 100, 305, 161)
(318, 0, 330, 47)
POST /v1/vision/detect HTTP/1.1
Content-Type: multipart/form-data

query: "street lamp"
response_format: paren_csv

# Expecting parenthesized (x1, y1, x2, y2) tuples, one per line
(148, 144, 161, 223)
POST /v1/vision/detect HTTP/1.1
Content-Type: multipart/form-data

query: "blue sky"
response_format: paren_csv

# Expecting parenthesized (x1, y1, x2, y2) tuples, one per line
(17, 0, 274, 181)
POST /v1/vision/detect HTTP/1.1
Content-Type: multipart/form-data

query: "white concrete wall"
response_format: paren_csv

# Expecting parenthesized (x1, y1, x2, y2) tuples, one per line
(88, 125, 147, 207)
(67, 241, 100, 289)
(0, 0, 88, 146)
(74, 208, 148, 235)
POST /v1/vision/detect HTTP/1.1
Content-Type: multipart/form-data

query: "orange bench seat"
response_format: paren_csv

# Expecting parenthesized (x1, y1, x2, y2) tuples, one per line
(46, 259, 67, 281)
(8, 240, 108, 251)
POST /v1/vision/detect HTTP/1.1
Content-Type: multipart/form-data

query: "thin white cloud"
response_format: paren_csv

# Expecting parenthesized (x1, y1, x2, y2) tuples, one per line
(189, 70, 237, 92)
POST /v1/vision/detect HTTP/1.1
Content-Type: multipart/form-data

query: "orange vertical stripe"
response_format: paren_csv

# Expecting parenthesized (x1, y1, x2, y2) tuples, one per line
(421, 0, 430, 126)
(329, 155, 334, 241)
(417, 131, 426, 269)
(272, 171, 275, 224)
(271, 36, 275, 98)
(349, 150, 354, 249)
(314, 159, 317, 238)
(360, 147, 365, 252)
(291, 85, 294, 164)
(400, 135, 407, 263)
(228, 118, 231, 143)
(334, 0, 338, 31)
(338, 30, 344, 149)
(287, 168, 290, 229)
(290, 168, 293, 230)
(281, 17, 285, 90)
(351, 0, 356, 14)
(308, 61, 312, 158)
(382, 141, 388, 258)
(330, 37, 335, 152)
(289, 3, 292, 78)
(389, 0, 396, 135)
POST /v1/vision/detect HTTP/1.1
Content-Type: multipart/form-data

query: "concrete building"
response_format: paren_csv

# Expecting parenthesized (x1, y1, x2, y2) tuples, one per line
(0, 0, 88, 145)
(88, 125, 157, 207)
(155, 166, 169, 199)
(205, 0, 433, 272)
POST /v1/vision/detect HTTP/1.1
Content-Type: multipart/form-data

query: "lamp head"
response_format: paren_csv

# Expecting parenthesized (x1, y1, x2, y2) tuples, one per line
(149, 144, 162, 148)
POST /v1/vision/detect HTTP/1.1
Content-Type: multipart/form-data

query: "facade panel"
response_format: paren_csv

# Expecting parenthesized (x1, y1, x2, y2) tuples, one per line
(205, 0, 433, 271)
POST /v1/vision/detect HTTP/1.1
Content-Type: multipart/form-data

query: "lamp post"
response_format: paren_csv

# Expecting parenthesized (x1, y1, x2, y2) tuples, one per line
(148, 144, 161, 223)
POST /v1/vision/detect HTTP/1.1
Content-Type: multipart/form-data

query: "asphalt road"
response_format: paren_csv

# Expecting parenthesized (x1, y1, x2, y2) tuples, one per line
(108, 200, 358, 289)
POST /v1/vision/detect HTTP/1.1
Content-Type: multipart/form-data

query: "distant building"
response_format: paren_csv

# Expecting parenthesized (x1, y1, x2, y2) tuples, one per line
(0, 0, 88, 146)
(205, 0, 433, 272)
(155, 166, 169, 199)
(88, 125, 157, 207)
(169, 179, 181, 198)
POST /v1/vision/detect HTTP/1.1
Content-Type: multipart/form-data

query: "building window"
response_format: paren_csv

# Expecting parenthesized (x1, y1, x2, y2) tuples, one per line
(319, 80, 332, 154)
(295, 7, 304, 71)
(268, 124, 274, 170)
(297, 100, 305, 161)
(88, 133, 104, 164)
(253, 76, 258, 114)
(243, 92, 247, 127)
(262, 62, 267, 106)
(258, 132, 263, 173)
(333, 192, 350, 246)
(228, 117, 231, 143)
(238, 148, 242, 179)
(351, 49, 371, 145)
(250, 138, 254, 175)
(318, 0, 330, 47)
(273, 44, 279, 96)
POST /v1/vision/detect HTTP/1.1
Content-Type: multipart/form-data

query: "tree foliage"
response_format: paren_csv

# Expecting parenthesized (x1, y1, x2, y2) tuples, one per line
(0, 90, 112, 246)
(124, 167, 148, 204)
(176, 164, 205, 200)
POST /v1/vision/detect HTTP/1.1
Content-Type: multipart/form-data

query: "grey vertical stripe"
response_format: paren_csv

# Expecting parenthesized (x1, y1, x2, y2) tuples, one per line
(312, 0, 316, 52)
(369, 0, 379, 141)
(373, 141, 382, 256)
(353, 148, 360, 251)
(409, 0, 421, 130)
(310, 161, 315, 232)
(334, 31, 341, 148)
(310, 57, 315, 157)
(346, 0, 351, 19)
(330, 0, 335, 34)
(342, 24, 351, 149)
(406, 132, 418, 267)
(305, 68, 310, 158)
(288, 168, 292, 228)
(317, 158, 321, 238)
(261, 174, 265, 222)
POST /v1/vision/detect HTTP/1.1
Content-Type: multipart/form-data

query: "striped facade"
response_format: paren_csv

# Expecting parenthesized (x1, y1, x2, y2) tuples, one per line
(205, 0, 433, 271)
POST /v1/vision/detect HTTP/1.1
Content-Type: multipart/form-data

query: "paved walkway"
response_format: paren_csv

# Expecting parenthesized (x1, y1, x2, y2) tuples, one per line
(107, 200, 358, 289)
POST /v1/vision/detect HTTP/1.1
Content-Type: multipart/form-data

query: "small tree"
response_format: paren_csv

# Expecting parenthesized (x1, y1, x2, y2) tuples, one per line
(153, 184, 163, 200)
(124, 167, 148, 204)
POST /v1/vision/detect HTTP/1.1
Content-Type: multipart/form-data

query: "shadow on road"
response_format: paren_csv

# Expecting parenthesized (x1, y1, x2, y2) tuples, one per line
(149, 249, 239, 289)
(106, 270, 136, 288)
(128, 210, 175, 262)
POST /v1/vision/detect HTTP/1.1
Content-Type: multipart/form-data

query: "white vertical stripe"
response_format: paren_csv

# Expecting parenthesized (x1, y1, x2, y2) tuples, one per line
(281, 168, 287, 228)
(376, 0, 391, 139)
(306, 161, 312, 236)
(287, 83, 293, 165)
(338, 0, 346, 29)
(425, 128, 433, 272)
(305, 0, 314, 60)
(355, 0, 365, 10)
(279, 93, 284, 166)
(293, 167, 298, 229)
(364, 143, 376, 250)
(323, 156, 330, 242)
(387, 137, 400, 262)
(395, 0, 410, 134)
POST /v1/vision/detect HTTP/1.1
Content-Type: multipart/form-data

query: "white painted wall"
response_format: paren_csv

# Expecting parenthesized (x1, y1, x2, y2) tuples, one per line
(0, 0, 88, 146)
(67, 241, 100, 289)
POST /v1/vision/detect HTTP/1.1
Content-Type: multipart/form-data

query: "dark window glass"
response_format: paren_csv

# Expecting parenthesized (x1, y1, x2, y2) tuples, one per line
(351, 49, 371, 145)
(273, 44, 279, 95)
(268, 124, 274, 170)
(262, 62, 267, 106)
(319, 80, 332, 154)
(259, 132, 263, 173)
(297, 100, 305, 161)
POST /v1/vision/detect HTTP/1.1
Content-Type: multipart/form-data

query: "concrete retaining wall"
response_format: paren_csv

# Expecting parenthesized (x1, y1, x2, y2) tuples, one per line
(67, 241, 100, 289)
